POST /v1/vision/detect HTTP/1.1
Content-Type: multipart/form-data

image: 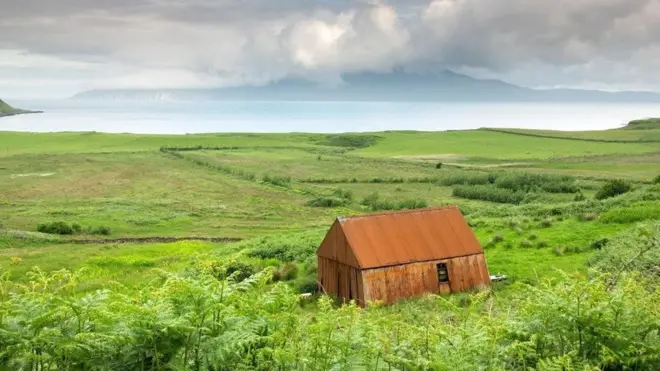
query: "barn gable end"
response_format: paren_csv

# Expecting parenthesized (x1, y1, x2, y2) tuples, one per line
(317, 220, 360, 268)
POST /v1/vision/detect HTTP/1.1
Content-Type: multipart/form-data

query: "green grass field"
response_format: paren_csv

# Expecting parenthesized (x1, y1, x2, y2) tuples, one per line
(1, 122, 659, 369)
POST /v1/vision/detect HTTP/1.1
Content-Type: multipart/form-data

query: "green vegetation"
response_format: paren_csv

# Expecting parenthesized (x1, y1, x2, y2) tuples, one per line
(0, 98, 40, 117)
(595, 179, 632, 199)
(624, 117, 660, 130)
(1, 122, 660, 369)
(453, 184, 525, 204)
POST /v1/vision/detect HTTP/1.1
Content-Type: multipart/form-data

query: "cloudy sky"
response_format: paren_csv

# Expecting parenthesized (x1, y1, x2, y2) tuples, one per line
(2, 0, 660, 98)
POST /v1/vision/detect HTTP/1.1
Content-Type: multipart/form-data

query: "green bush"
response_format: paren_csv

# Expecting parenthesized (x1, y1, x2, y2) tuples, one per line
(332, 188, 353, 201)
(539, 218, 553, 228)
(654, 174, 660, 184)
(245, 231, 323, 263)
(90, 226, 112, 236)
(579, 212, 599, 222)
(37, 221, 75, 235)
(536, 240, 548, 248)
(435, 162, 443, 169)
(595, 179, 632, 200)
(296, 276, 318, 294)
(306, 196, 348, 208)
(573, 190, 586, 202)
(599, 202, 660, 224)
(439, 173, 492, 186)
(452, 185, 525, 204)
(273, 263, 299, 282)
(317, 134, 381, 148)
(263, 174, 291, 187)
(220, 261, 256, 282)
(520, 239, 533, 248)
(494, 172, 576, 193)
(589, 223, 660, 277)
(360, 192, 428, 211)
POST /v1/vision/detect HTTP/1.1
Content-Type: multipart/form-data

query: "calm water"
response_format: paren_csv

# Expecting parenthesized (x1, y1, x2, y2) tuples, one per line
(2, 100, 660, 134)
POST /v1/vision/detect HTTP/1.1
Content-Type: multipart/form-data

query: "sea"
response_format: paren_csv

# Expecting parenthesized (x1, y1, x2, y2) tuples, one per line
(3, 100, 660, 134)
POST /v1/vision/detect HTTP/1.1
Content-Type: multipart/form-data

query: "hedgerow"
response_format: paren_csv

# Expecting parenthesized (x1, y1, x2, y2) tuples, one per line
(452, 185, 525, 204)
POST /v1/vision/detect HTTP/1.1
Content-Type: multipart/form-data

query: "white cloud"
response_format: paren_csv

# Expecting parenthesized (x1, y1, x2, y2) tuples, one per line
(2, 0, 660, 97)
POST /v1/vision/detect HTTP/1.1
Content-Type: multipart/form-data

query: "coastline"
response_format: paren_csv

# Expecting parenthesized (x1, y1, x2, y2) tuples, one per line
(0, 110, 43, 118)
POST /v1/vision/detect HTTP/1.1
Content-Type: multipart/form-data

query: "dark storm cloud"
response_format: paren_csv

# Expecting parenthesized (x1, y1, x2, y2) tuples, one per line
(2, 0, 660, 92)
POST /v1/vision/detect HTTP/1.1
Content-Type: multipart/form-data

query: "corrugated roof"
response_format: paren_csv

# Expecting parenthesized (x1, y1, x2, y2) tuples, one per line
(338, 206, 483, 269)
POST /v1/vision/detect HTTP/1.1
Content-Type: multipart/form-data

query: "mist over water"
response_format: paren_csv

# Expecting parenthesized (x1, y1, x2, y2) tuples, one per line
(2, 100, 660, 134)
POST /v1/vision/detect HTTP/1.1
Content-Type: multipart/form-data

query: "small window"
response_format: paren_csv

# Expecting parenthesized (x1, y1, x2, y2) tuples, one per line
(437, 263, 449, 283)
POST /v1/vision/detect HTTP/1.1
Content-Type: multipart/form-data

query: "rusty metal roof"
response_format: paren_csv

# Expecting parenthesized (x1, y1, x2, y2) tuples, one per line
(338, 206, 483, 269)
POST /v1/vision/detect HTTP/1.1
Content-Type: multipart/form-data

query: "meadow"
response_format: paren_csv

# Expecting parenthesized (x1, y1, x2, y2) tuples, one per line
(1, 120, 660, 369)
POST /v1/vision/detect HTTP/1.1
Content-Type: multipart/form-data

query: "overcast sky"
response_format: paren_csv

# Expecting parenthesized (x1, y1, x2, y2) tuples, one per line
(2, 0, 660, 98)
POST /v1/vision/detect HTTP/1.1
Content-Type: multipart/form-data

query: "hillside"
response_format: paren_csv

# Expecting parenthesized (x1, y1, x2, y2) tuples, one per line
(72, 70, 660, 102)
(0, 98, 41, 117)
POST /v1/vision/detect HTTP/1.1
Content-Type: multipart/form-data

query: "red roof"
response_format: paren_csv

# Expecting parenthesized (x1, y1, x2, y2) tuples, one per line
(336, 206, 483, 269)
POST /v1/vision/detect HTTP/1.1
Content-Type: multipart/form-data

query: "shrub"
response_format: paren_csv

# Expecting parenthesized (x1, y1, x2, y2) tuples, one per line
(332, 188, 353, 201)
(90, 226, 112, 236)
(296, 276, 318, 294)
(452, 185, 525, 204)
(246, 231, 323, 263)
(503, 242, 514, 249)
(396, 199, 428, 210)
(520, 239, 533, 248)
(599, 203, 660, 224)
(654, 174, 660, 184)
(219, 261, 256, 282)
(589, 223, 660, 277)
(263, 174, 291, 187)
(528, 233, 538, 241)
(494, 172, 576, 193)
(493, 235, 505, 243)
(439, 173, 492, 186)
(573, 190, 586, 202)
(595, 179, 632, 200)
(317, 134, 381, 148)
(539, 218, 553, 228)
(435, 162, 443, 169)
(536, 240, 548, 248)
(579, 212, 599, 222)
(590, 238, 610, 250)
(552, 246, 565, 256)
(273, 263, 299, 282)
(37, 221, 75, 235)
(360, 192, 428, 211)
(306, 196, 348, 208)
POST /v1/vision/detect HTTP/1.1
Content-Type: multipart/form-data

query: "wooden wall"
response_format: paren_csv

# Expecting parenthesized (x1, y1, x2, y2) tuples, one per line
(318, 256, 365, 305)
(361, 253, 490, 305)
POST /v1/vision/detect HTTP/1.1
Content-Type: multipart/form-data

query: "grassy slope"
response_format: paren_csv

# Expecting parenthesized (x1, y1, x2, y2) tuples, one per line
(355, 130, 660, 158)
(0, 98, 38, 117)
(1, 126, 659, 285)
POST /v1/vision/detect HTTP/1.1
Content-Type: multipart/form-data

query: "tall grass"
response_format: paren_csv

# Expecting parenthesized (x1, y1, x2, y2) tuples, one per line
(452, 185, 525, 204)
(599, 202, 660, 224)
(360, 192, 428, 211)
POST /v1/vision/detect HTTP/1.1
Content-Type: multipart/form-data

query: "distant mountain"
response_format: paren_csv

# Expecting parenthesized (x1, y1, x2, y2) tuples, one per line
(72, 70, 660, 103)
(0, 98, 41, 118)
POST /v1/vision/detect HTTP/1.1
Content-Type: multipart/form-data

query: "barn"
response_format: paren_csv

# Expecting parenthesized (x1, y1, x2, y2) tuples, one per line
(317, 206, 491, 306)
